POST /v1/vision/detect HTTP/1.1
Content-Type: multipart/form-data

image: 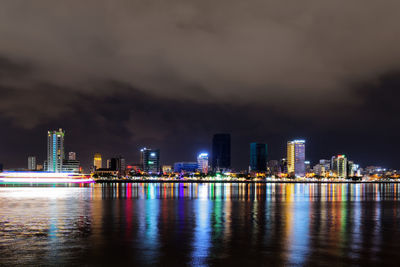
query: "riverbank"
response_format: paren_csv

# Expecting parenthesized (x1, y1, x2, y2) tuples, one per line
(94, 179, 399, 184)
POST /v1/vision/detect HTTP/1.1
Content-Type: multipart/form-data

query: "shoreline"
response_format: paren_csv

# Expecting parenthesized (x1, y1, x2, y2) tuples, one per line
(94, 179, 399, 184)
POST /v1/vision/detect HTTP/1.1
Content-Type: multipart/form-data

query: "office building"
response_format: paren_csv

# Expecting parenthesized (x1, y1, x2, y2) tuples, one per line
(68, 152, 76, 160)
(106, 159, 111, 169)
(197, 153, 209, 174)
(62, 159, 80, 173)
(305, 161, 311, 173)
(336, 155, 347, 178)
(93, 153, 102, 170)
(280, 158, 288, 174)
(212, 134, 231, 172)
(109, 156, 126, 176)
(140, 148, 160, 174)
(287, 140, 306, 177)
(174, 162, 198, 173)
(267, 160, 280, 176)
(28, 156, 37, 170)
(250, 143, 267, 172)
(47, 128, 65, 173)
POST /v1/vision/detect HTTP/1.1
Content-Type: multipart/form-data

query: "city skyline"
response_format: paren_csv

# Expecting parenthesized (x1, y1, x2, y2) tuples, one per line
(0, 128, 393, 175)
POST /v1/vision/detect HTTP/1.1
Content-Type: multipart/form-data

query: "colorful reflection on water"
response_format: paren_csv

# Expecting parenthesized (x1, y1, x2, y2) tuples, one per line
(1, 183, 400, 266)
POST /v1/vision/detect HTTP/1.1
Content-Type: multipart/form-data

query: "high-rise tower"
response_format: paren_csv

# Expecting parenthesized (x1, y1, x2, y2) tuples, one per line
(287, 140, 305, 177)
(93, 153, 102, 170)
(212, 134, 231, 172)
(140, 148, 160, 174)
(250, 143, 268, 172)
(47, 128, 65, 173)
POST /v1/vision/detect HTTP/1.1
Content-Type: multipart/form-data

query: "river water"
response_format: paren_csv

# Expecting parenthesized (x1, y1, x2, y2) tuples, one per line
(0, 183, 400, 266)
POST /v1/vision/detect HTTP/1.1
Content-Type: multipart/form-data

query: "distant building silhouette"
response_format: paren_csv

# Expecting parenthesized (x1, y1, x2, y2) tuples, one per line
(212, 134, 231, 172)
(250, 143, 267, 172)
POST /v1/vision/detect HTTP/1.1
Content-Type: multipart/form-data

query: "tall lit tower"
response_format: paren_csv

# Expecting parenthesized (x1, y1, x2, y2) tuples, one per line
(287, 140, 305, 177)
(93, 153, 102, 170)
(197, 153, 209, 174)
(47, 128, 65, 173)
(140, 148, 160, 174)
(336, 154, 348, 178)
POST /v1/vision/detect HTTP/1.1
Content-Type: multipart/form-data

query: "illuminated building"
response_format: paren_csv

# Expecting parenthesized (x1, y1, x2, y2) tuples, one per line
(212, 134, 231, 172)
(36, 164, 43, 171)
(287, 140, 306, 177)
(250, 143, 267, 172)
(28, 156, 36, 170)
(162, 165, 172, 174)
(337, 155, 347, 178)
(197, 153, 209, 174)
(313, 164, 325, 176)
(348, 161, 354, 176)
(47, 128, 65, 173)
(68, 152, 76, 160)
(140, 148, 160, 174)
(93, 153, 102, 170)
(174, 162, 198, 173)
(62, 159, 80, 173)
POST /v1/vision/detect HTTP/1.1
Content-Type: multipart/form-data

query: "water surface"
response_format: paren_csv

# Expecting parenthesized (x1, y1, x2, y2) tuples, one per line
(1, 183, 400, 266)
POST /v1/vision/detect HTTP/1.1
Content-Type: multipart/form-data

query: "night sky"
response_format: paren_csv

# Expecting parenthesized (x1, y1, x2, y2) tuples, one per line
(1, 1, 400, 170)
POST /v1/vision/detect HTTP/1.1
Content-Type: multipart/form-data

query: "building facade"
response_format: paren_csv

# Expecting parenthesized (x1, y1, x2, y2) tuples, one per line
(174, 162, 198, 173)
(212, 134, 231, 172)
(93, 153, 102, 170)
(68, 152, 76, 160)
(250, 143, 267, 172)
(337, 155, 347, 178)
(28, 156, 37, 170)
(140, 148, 160, 174)
(197, 153, 209, 174)
(47, 129, 65, 173)
(62, 159, 80, 173)
(109, 156, 126, 176)
(287, 140, 306, 177)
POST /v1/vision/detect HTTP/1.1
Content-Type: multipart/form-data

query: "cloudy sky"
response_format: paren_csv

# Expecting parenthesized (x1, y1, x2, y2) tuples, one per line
(1, 0, 400, 170)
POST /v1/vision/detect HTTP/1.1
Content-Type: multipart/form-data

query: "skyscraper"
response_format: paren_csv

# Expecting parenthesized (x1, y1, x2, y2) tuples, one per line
(93, 153, 102, 170)
(28, 156, 37, 170)
(287, 140, 306, 177)
(212, 134, 231, 172)
(47, 129, 65, 173)
(140, 148, 160, 174)
(250, 143, 267, 172)
(197, 153, 209, 174)
(336, 154, 348, 178)
(109, 156, 126, 176)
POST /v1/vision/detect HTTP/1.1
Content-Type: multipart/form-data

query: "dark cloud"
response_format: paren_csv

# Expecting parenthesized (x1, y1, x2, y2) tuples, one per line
(0, 1, 399, 170)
